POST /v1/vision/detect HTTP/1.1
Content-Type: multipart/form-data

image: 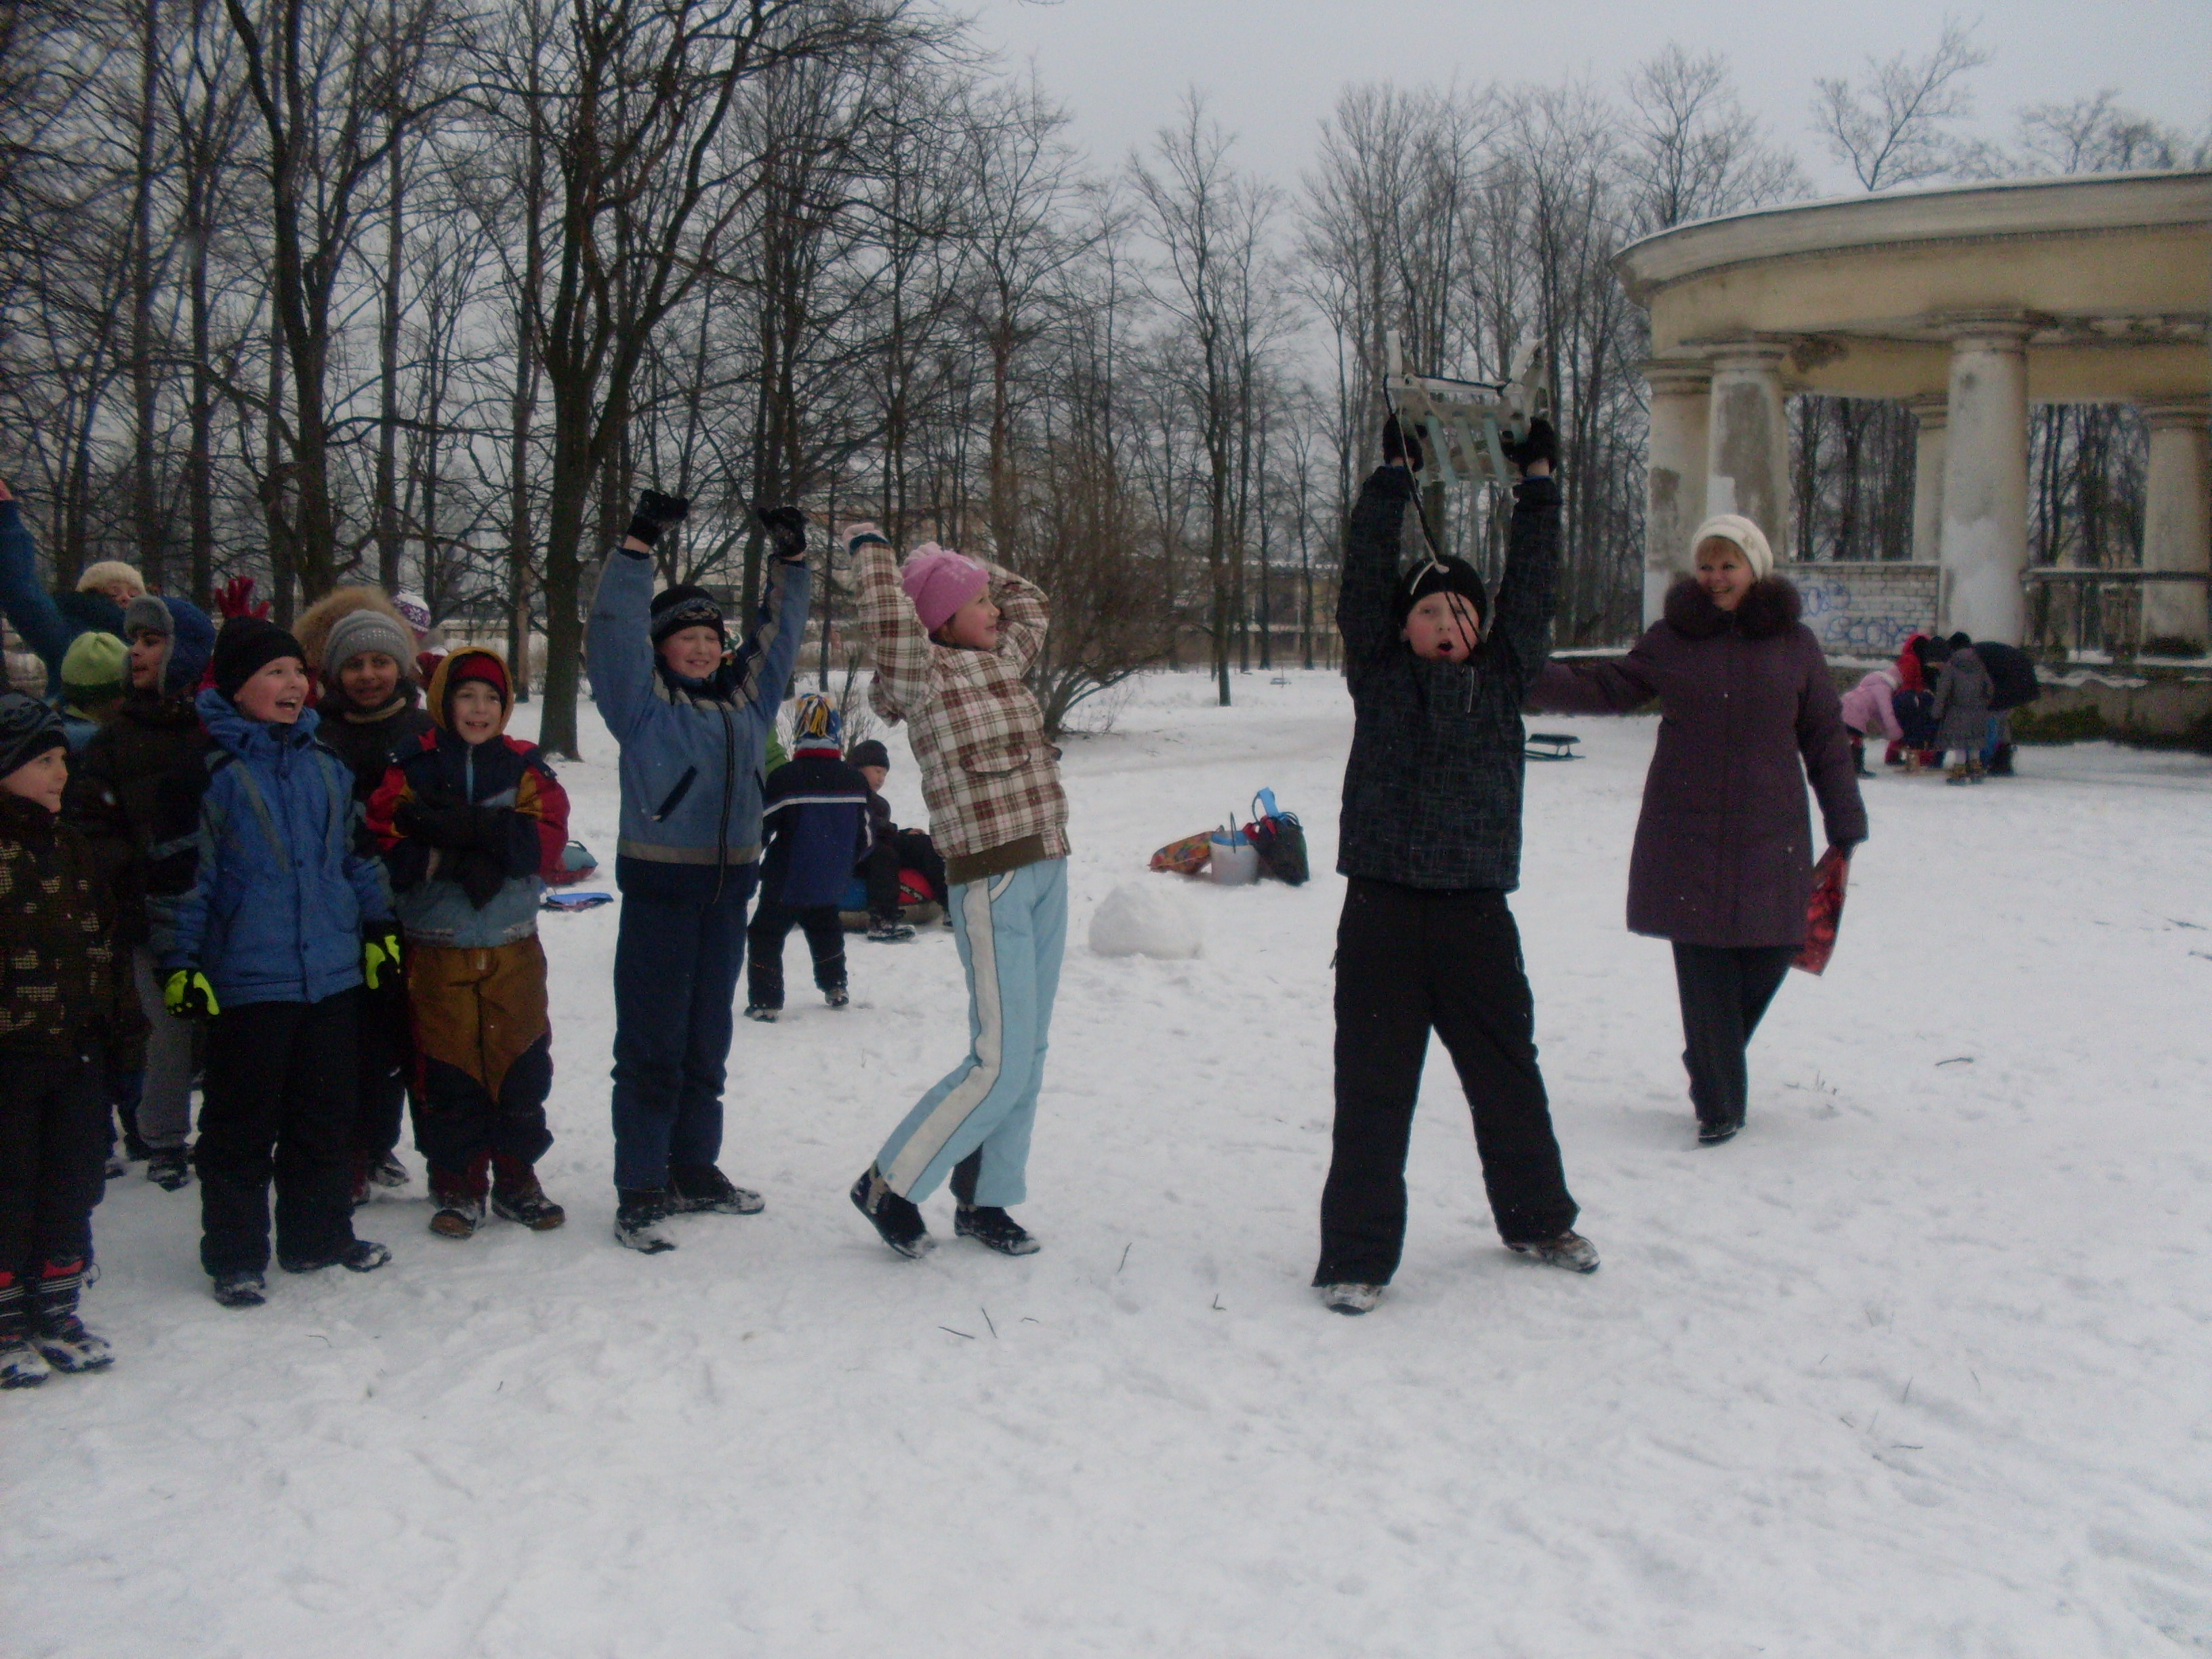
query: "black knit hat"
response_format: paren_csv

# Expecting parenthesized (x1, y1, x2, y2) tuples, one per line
(0, 691, 67, 781)
(650, 584, 725, 647)
(847, 738, 890, 771)
(1391, 556, 1488, 630)
(211, 615, 306, 703)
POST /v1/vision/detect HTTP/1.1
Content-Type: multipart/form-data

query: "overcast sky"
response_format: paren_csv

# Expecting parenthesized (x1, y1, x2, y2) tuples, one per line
(965, 0, 2212, 199)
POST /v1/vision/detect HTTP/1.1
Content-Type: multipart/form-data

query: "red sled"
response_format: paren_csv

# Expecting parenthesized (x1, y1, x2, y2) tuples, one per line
(1793, 847, 1849, 976)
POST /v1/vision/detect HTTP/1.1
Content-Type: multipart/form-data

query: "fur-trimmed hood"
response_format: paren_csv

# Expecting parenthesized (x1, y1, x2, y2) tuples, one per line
(1664, 575, 1802, 642)
(293, 585, 416, 678)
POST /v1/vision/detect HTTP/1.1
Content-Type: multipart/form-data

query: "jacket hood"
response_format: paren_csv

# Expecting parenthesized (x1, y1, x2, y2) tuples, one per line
(426, 647, 513, 737)
(196, 685, 322, 756)
(295, 585, 417, 678)
(1664, 575, 1802, 641)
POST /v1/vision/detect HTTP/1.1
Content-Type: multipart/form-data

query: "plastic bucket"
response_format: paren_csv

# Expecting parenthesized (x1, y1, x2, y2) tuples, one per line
(1209, 833, 1259, 886)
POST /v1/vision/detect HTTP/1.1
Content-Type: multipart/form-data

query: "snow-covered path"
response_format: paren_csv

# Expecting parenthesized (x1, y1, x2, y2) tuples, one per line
(7, 672, 2211, 1656)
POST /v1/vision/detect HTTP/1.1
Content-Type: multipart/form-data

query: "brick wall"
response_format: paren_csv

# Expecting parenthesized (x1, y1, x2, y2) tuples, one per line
(1783, 562, 1940, 657)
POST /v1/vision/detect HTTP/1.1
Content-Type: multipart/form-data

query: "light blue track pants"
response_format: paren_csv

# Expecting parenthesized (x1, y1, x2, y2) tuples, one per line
(874, 858, 1067, 1207)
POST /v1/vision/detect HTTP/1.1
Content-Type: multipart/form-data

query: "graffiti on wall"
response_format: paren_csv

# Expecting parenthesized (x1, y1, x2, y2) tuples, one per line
(1793, 571, 1937, 657)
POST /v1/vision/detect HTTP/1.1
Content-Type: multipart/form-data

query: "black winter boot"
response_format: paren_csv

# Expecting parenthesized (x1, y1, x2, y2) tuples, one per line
(146, 1145, 192, 1191)
(850, 1164, 932, 1258)
(28, 1258, 114, 1372)
(0, 1273, 51, 1388)
(668, 1164, 764, 1216)
(277, 1239, 391, 1275)
(955, 1205, 1039, 1256)
(615, 1189, 677, 1254)
(428, 1154, 491, 1240)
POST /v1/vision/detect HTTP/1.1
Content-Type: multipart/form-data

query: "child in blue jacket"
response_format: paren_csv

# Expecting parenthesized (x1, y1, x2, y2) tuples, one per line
(165, 617, 401, 1307)
(586, 492, 811, 1253)
(745, 693, 871, 1021)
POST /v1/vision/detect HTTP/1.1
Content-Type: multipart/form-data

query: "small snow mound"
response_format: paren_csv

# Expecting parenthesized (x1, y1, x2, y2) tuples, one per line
(1088, 882, 1203, 960)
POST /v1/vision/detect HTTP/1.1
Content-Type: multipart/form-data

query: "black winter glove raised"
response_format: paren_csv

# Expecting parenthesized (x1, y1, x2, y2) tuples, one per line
(753, 504, 810, 563)
(625, 489, 690, 551)
(1500, 415, 1559, 475)
(1381, 413, 1425, 473)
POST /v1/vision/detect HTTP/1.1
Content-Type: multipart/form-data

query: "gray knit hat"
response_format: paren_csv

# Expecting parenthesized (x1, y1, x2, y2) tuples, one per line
(123, 593, 172, 639)
(324, 606, 416, 678)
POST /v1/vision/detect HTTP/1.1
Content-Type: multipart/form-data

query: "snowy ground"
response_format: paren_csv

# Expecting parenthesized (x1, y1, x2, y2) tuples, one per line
(7, 670, 2212, 1657)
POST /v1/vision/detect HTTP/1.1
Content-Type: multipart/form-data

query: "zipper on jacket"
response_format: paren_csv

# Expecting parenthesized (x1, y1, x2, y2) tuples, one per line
(714, 704, 735, 901)
(651, 767, 698, 821)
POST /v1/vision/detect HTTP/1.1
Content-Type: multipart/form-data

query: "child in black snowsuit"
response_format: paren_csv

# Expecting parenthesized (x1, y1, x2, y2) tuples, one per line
(745, 694, 871, 1019)
(1313, 415, 1593, 1315)
(0, 692, 143, 1387)
(846, 737, 945, 941)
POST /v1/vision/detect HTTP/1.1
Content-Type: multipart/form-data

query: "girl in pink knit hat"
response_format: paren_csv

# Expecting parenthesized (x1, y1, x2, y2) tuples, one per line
(840, 525, 1068, 1261)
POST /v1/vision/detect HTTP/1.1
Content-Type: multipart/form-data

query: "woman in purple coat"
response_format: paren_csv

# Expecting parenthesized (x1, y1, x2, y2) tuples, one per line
(1528, 513, 1866, 1145)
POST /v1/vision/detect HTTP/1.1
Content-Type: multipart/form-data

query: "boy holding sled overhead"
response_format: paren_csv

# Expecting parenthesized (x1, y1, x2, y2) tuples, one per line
(1313, 413, 1594, 1316)
(843, 527, 1066, 1259)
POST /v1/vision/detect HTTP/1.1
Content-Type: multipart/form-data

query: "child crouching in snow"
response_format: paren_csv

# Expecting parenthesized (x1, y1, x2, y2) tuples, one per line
(844, 526, 1067, 1258)
(368, 649, 569, 1240)
(0, 693, 142, 1386)
(1313, 413, 1595, 1317)
(745, 693, 870, 1021)
(166, 617, 401, 1307)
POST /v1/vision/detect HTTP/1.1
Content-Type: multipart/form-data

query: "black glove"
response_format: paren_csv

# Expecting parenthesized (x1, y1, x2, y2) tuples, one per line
(1500, 415, 1559, 475)
(753, 504, 810, 563)
(626, 489, 690, 550)
(451, 847, 509, 911)
(396, 794, 510, 854)
(1381, 413, 1424, 473)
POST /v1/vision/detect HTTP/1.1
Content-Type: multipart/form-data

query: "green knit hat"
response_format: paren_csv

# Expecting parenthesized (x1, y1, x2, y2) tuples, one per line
(61, 630, 129, 709)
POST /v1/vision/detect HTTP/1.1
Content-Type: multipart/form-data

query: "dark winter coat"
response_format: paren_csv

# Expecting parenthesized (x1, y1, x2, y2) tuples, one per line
(62, 691, 216, 951)
(1528, 577, 1867, 948)
(759, 745, 873, 909)
(1971, 640, 2039, 713)
(367, 651, 569, 951)
(1336, 466, 1560, 891)
(316, 682, 435, 802)
(0, 792, 142, 1055)
(167, 691, 394, 1007)
(1931, 647, 1993, 750)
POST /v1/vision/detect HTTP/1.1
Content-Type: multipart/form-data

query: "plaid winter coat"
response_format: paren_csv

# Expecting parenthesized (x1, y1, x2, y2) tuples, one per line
(1336, 466, 1561, 892)
(0, 792, 142, 1055)
(858, 544, 1067, 884)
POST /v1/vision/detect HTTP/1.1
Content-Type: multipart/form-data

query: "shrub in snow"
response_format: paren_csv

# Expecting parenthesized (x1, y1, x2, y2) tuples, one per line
(1088, 882, 1203, 960)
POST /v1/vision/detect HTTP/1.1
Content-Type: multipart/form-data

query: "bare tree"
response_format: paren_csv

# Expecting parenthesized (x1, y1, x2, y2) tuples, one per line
(1813, 18, 1991, 190)
(1623, 45, 1803, 232)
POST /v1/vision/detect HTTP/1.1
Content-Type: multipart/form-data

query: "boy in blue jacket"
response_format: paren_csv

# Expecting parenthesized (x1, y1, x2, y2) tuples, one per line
(587, 492, 811, 1252)
(745, 693, 871, 1021)
(165, 617, 401, 1306)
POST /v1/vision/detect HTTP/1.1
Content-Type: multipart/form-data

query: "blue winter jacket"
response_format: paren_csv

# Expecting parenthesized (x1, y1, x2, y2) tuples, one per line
(586, 548, 810, 898)
(0, 497, 123, 697)
(166, 691, 394, 1008)
(760, 745, 873, 909)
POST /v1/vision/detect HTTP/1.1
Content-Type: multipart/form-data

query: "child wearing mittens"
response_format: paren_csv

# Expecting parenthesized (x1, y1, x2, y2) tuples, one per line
(368, 649, 569, 1240)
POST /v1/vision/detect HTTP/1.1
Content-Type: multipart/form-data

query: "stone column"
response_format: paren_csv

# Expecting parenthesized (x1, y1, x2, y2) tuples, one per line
(1907, 394, 1948, 567)
(1937, 318, 2034, 642)
(2139, 397, 2211, 653)
(1643, 359, 1711, 624)
(1704, 342, 1793, 562)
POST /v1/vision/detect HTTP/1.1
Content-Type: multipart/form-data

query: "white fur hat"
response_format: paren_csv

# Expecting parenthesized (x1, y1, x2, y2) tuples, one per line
(1688, 513, 1774, 580)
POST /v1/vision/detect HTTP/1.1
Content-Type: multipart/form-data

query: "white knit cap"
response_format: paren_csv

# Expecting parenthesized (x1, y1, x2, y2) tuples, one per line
(1688, 513, 1774, 580)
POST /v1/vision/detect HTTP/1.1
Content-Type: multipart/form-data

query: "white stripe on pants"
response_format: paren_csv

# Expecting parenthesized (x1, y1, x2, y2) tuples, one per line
(874, 858, 1066, 1206)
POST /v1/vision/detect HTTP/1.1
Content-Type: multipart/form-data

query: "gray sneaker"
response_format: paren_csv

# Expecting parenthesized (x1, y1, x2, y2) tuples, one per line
(1510, 1231, 1600, 1274)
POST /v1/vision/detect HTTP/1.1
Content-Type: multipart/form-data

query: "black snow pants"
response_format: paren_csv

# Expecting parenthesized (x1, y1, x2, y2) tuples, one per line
(863, 828, 947, 918)
(1315, 879, 1578, 1286)
(350, 979, 412, 1170)
(1671, 943, 1796, 1130)
(745, 899, 846, 1009)
(0, 1045, 108, 1287)
(194, 992, 361, 1276)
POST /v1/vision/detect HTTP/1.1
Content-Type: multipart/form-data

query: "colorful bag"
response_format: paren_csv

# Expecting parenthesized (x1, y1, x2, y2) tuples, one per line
(1149, 830, 1214, 876)
(1793, 847, 1849, 975)
(1244, 789, 1309, 886)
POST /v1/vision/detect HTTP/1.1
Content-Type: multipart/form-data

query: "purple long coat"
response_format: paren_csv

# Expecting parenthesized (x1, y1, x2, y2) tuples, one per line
(1528, 577, 1868, 947)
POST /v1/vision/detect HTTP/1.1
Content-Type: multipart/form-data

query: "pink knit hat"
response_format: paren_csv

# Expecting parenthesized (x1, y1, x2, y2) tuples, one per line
(900, 544, 989, 634)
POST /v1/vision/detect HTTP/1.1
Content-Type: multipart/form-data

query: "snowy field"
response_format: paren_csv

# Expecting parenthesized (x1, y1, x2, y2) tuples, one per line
(7, 669, 2212, 1657)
